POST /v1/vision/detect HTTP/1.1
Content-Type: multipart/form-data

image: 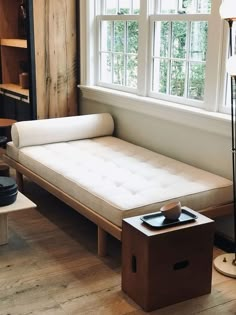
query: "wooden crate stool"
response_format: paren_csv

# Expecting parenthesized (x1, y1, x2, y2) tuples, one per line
(122, 208, 215, 312)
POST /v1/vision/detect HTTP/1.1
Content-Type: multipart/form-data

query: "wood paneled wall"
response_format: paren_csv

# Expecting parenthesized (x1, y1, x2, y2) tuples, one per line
(33, 0, 77, 119)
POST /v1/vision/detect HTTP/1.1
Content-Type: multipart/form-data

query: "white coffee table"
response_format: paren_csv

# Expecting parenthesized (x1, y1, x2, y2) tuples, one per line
(0, 191, 36, 245)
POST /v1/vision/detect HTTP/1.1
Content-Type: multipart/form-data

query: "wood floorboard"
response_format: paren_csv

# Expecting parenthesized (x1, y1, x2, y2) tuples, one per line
(0, 179, 235, 315)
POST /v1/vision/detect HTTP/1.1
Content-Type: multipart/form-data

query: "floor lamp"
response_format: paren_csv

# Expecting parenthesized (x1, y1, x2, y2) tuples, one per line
(214, 0, 236, 278)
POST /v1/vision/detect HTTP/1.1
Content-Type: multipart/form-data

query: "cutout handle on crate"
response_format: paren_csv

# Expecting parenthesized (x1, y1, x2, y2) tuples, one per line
(131, 255, 137, 273)
(173, 260, 189, 270)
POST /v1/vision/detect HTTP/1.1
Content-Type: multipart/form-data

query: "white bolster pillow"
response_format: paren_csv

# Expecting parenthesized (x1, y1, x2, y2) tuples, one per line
(11, 113, 114, 148)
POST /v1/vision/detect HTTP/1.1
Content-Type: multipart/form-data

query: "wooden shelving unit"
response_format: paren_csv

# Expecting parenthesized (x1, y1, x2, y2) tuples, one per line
(0, 0, 77, 121)
(0, 0, 32, 120)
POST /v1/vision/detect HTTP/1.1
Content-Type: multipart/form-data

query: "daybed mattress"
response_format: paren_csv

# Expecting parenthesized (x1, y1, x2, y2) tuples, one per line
(7, 136, 233, 227)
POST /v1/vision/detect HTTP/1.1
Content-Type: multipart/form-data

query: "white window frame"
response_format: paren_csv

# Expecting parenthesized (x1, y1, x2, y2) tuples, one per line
(148, 14, 211, 109)
(79, 0, 231, 137)
(96, 15, 140, 93)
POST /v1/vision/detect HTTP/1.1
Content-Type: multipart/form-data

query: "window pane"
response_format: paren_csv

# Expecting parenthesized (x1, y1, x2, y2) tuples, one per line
(172, 22, 187, 59)
(114, 21, 125, 53)
(181, 0, 211, 13)
(190, 21, 208, 61)
(151, 12, 208, 102)
(195, 0, 211, 13)
(100, 53, 112, 83)
(126, 55, 138, 88)
(113, 54, 124, 85)
(154, 21, 169, 58)
(99, 18, 138, 89)
(119, 0, 131, 14)
(160, 0, 178, 14)
(127, 21, 138, 54)
(188, 62, 205, 100)
(133, 0, 140, 14)
(106, 0, 118, 14)
(101, 21, 112, 52)
(153, 58, 168, 94)
(158, 0, 211, 14)
(105, 0, 140, 15)
(170, 61, 186, 97)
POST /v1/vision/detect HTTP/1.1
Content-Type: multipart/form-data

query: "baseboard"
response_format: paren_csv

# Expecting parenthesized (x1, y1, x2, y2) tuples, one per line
(214, 232, 235, 252)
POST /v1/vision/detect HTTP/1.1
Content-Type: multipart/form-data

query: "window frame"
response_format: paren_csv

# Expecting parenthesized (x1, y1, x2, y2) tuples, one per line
(148, 13, 211, 109)
(96, 14, 140, 94)
(79, 0, 231, 135)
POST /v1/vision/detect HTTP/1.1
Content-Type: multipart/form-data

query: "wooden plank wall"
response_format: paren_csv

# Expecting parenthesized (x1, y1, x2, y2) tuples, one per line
(33, 0, 77, 119)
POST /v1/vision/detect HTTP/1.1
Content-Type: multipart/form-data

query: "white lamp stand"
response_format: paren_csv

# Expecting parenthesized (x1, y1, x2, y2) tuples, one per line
(214, 254, 236, 278)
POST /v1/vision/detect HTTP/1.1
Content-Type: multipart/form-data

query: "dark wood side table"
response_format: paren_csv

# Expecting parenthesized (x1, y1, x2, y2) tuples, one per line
(122, 207, 215, 312)
(0, 119, 16, 176)
(0, 136, 9, 177)
(0, 136, 7, 148)
(0, 118, 16, 141)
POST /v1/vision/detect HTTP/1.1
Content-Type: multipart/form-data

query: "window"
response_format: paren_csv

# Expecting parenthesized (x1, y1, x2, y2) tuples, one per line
(81, 0, 229, 115)
(97, 0, 140, 92)
(150, 13, 209, 105)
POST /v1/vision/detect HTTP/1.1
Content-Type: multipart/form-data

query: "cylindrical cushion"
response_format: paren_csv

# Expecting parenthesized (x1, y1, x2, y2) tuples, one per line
(11, 113, 114, 148)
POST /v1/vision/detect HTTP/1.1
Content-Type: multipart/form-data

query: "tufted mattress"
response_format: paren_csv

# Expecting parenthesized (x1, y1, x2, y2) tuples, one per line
(6, 134, 232, 227)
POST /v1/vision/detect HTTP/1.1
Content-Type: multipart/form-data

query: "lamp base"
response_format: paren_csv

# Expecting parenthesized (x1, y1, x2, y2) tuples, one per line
(214, 253, 236, 278)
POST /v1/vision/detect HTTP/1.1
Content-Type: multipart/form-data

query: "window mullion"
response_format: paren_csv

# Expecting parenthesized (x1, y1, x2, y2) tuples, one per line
(168, 22, 172, 95)
(185, 21, 191, 99)
(124, 22, 128, 86)
(137, 0, 149, 96)
(112, 21, 114, 85)
(204, 0, 223, 112)
(80, 0, 97, 85)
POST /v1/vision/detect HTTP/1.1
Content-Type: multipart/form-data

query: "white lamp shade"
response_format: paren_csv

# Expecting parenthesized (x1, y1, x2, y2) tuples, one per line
(220, 0, 236, 20)
(226, 55, 236, 76)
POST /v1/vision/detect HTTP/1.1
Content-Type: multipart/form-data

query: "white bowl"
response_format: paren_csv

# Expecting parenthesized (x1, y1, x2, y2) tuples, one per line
(160, 201, 182, 221)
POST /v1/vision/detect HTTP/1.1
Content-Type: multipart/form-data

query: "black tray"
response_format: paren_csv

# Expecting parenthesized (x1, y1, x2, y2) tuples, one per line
(140, 209, 197, 229)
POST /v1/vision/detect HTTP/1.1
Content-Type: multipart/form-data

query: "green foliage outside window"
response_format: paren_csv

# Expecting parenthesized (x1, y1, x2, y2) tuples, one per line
(100, 0, 209, 101)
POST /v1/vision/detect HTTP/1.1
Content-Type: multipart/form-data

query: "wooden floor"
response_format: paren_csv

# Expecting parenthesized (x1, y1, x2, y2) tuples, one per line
(0, 179, 236, 315)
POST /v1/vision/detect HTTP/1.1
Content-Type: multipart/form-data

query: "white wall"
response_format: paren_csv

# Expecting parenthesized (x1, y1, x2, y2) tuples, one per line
(80, 97, 234, 241)
(80, 98, 232, 178)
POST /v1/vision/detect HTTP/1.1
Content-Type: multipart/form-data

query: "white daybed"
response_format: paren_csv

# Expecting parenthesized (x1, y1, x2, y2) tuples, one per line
(3, 113, 233, 255)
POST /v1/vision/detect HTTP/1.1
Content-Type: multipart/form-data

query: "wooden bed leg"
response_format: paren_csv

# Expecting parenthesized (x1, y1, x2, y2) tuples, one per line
(98, 227, 107, 257)
(16, 171, 24, 192)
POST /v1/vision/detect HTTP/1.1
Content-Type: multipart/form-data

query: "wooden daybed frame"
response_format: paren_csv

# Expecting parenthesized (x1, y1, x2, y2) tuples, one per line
(3, 154, 234, 256)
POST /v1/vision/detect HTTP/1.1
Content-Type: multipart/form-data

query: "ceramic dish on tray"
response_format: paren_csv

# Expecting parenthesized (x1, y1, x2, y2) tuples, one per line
(140, 208, 197, 229)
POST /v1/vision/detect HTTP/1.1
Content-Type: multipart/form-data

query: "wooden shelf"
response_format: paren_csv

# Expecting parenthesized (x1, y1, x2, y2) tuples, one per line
(0, 83, 29, 99)
(0, 39, 27, 49)
(0, 1, 32, 120)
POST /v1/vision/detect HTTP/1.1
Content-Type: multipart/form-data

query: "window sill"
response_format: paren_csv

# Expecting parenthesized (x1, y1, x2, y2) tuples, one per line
(79, 85, 231, 137)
